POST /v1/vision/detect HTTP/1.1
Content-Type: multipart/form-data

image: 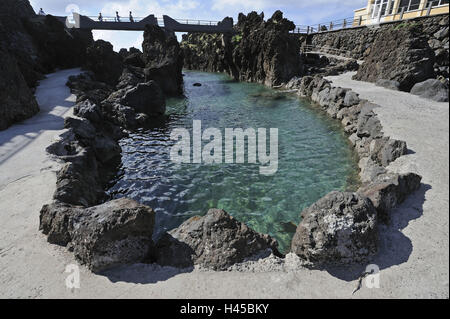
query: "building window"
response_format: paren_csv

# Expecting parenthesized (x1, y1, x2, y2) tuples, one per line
(371, 0, 396, 18)
(427, 0, 450, 7)
(397, 0, 421, 13)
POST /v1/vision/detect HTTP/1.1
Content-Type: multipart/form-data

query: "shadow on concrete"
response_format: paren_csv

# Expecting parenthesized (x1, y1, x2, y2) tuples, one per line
(324, 182, 431, 281)
(101, 234, 196, 284)
(0, 111, 71, 166)
(101, 263, 194, 285)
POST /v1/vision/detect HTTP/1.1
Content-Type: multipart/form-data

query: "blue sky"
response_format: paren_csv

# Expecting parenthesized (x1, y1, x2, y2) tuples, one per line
(29, 0, 367, 51)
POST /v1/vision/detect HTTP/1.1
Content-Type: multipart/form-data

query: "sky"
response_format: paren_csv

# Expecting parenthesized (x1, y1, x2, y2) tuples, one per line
(29, 0, 367, 51)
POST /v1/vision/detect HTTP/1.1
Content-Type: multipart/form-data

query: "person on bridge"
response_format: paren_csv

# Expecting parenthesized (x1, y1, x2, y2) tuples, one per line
(115, 11, 121, 22)
(38, 8, 45, 16)
(129, 11, 134, 22)
(98, 13, 103, 22)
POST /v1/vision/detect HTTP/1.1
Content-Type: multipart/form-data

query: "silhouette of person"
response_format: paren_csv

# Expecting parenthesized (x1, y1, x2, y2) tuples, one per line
(38, 8, 45, 16)
(98, 13, 103, 22)
(116, 11, 121, 22)
(129, 11, 134, 22)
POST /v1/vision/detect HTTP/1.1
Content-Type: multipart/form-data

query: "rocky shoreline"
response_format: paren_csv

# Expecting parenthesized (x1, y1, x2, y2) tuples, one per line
(0, 1, 429, 273)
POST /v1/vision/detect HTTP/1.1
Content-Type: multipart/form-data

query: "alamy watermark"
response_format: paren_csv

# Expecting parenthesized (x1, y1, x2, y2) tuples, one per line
(170, 120, 279, 175)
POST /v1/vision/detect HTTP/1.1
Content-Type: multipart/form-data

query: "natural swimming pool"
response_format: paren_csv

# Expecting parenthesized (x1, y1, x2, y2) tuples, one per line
(108, 71, 359, 253)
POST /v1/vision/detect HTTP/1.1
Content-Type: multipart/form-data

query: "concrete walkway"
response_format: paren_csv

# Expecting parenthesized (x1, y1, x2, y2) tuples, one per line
(325, 72, 449, 298)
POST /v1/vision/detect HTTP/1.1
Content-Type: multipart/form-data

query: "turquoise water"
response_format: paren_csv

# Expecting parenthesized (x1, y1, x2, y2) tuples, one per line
(108, 71, 359, 253)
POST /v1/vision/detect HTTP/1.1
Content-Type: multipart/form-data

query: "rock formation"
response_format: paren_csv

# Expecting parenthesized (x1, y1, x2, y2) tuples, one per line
(0, 49, 39, 130)
(0, 0, 93, 130)
(294, 75, 422, 265)
(143, 25, 184, 96)
(85, 40, 124, 85)
(353, 23, 435, 92)
(40, 198, 155, 272)
(410, 78, 449, 102)
(291, 192, 378, 265)
(301, 14, 449, 95)
(181, 11, 303, 87)
(153, 209, 280, 270)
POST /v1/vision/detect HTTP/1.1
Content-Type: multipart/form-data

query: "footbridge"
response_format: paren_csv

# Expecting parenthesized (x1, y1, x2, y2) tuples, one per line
(56, 13, 235, 33)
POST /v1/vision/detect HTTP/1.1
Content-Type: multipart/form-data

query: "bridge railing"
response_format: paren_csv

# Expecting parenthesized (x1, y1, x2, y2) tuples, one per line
(87, 16, 147, 23)
(173, 18, 222, 26)
(87, 15, 222, 26)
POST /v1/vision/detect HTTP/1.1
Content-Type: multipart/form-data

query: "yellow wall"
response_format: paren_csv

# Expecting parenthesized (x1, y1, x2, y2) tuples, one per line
(353, 0, 449, 26)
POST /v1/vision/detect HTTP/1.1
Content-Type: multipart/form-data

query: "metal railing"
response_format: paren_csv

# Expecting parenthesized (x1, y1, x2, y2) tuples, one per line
(88, 15, 221, 26)
(291, 2, 446, 34)
(88, 16, 146, 23)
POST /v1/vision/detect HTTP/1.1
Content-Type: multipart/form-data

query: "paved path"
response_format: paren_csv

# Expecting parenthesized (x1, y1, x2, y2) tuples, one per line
(325, 72, 449, 298)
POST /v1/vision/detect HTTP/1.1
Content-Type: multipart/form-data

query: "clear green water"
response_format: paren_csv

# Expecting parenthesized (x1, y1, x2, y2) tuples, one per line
(108, 71, 359, 253)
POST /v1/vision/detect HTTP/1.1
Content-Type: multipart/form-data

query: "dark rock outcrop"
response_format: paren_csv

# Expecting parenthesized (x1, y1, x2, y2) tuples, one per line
(153, 209, 280, 270)
(85, 40, 124, 85)
(0, 0, 93, 130)
(143, 25, 184, 96)
(302, 14, 449, 80)
(47, 116, 122, 207)
(119, 81, 166, 116)
(0, 49, 39, 130)
(291, 191, 378, 265)
(410, 78, 449, 102)
(296, 75, 422, 232)
(40, 198, 155, 272)
(353, 24, 435, 92)
(181, 11, 303, 87)
(359, 172, 422, 223)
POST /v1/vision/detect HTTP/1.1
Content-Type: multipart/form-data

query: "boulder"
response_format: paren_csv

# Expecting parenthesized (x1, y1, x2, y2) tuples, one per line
(359, 172, 422, 223)
(40, 198, 155, 272)
(370, 138, 408, 167)
(153, 209, 279, 270)
(291, 191, 378, 265)
(85, 40, 123, 85)
(410, 79, 449, 102)
(74, 100, 102, 123)
(356, 103, 383, 139)
(143, 25, 183, 96)
(343, 90, 360, 107)
(120, 81, 166, 116)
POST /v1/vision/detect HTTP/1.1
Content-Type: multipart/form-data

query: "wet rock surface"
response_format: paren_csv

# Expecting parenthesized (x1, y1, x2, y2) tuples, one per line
(153, 209, 280, 270)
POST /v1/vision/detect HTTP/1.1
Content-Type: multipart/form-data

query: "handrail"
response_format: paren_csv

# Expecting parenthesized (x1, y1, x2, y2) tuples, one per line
(87, 15, 221, 26)
(296, 3, 445, 34)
